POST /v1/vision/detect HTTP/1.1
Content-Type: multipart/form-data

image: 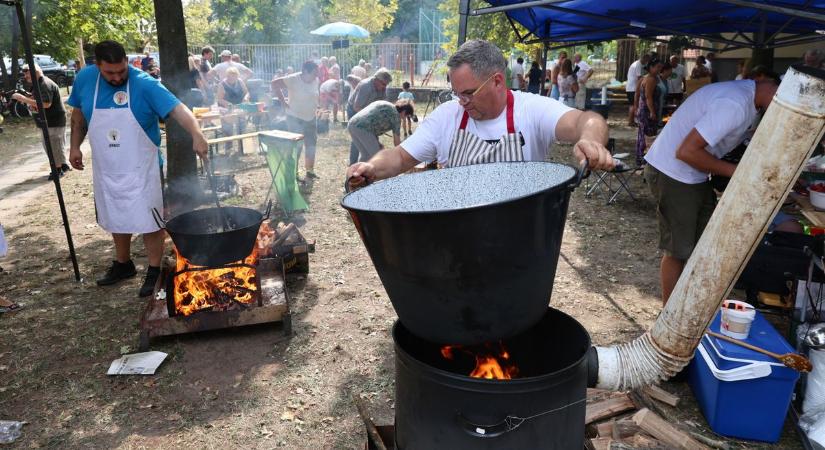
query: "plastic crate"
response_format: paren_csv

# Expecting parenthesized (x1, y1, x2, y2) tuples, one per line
(687, 311, 799, 442)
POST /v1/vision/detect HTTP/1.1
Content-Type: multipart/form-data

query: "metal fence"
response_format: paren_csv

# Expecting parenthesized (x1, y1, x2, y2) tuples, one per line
(191, 42, 451, 87)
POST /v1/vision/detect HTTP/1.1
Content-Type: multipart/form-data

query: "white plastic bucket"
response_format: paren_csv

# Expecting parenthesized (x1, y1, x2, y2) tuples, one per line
(720, 300, 756, 340)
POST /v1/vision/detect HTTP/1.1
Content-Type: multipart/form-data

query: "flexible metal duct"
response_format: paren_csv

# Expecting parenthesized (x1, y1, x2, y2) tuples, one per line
(595, 65, 825, 390)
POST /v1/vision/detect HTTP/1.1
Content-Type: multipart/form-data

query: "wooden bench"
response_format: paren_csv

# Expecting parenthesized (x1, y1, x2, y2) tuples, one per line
(258, 129, 303, 142)
(207, 131, 261, 156)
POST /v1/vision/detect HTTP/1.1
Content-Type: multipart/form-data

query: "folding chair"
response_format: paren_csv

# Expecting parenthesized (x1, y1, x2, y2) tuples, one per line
(584, 138, 641, 205)
(259, 132, 308, 216)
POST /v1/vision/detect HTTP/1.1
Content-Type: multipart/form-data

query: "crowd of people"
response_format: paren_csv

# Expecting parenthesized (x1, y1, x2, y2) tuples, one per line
(6, 36, 823, 306)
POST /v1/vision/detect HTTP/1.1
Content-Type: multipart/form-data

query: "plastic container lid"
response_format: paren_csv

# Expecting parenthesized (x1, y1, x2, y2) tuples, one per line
(706, 310, 795, 363)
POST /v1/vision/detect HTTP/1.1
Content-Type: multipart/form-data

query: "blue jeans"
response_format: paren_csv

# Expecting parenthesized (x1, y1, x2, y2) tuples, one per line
(550, 84, 560, 100)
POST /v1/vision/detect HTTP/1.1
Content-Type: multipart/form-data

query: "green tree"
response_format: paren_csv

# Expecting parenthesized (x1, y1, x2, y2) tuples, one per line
(326, 0, 398, 36)
(206, 0, 300, 44)
(28, 0, 154, 62)
(184, 0, 214, 46)
(437, 0, 540, 57)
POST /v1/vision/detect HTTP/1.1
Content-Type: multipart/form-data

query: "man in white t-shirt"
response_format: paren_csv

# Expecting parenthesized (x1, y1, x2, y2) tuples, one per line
(207, 50, 253, 82)
(573, 53, 593, 108)
(271, 60, 320, 178)
(345, 40, 614, 188)
(511, 57, 525, 91)
(666, 55, 686, 104)
(626, 53, 650, 126)
(705, 52, 717, 82)
(643, 78, 779, 305)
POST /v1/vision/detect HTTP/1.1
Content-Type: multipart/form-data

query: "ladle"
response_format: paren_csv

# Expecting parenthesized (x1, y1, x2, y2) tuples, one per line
(204, 160, 231, 231)
(706, 329, 812, 372)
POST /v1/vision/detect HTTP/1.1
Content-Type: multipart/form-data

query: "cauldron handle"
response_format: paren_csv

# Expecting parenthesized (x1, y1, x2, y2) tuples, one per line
(344, 175, 370, 193)
(573, 158, 591, 189)
(152, 208, 166, 229)
(455, 413, 525, 438)
(456, 397, 587, 438)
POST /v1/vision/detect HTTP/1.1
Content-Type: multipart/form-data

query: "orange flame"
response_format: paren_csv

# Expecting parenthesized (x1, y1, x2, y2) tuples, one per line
(440, 342, 519, 380)
(173, 247, 259, 316)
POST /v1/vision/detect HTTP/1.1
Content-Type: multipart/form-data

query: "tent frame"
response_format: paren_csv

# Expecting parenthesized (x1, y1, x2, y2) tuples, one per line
(457, 0, 825, 50)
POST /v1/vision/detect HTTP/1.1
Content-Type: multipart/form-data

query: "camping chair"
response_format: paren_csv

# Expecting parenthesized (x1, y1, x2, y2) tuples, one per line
(259, 131, 308, 216)
(584, 138, 641, 205)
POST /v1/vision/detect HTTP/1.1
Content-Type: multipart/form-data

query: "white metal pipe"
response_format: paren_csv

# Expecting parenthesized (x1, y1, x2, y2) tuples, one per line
(596, 65, 825, 390)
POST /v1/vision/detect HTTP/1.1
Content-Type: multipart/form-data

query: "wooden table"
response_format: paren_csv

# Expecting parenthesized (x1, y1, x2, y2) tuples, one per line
(790, 192, 825, 227)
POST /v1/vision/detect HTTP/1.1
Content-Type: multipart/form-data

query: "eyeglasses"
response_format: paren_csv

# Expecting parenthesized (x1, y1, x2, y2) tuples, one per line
(452, 74, 495, 104)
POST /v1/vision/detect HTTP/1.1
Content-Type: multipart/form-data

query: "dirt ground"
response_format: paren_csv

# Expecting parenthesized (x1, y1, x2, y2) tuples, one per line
(0, 105, 803, 449)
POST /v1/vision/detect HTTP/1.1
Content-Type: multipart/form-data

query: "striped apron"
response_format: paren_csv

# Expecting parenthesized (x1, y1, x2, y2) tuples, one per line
(446, 90, 524, 168)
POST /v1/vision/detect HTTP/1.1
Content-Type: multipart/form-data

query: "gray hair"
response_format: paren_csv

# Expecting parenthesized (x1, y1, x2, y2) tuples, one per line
(804, 49, 823, 63)
(447, 39, 506, 79)
(373, 68, 392, 83)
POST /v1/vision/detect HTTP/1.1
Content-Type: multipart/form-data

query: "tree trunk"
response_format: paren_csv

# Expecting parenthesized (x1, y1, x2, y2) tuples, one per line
(616, 39, 637, 82)
(750, 48, 774, 70)
(154, 0, 199, 212)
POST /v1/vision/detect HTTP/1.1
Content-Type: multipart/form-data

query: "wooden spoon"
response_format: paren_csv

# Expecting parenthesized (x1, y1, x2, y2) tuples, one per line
(706, 329, 812, 372)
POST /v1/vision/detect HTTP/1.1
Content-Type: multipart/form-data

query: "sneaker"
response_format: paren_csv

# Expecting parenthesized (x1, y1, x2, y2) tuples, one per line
(47, 170, 65, 181)
(96, 260, 137, 286)
(61, 164, 71, 173)
(138, 266, 161, 297)
(306, 171, 319, 180)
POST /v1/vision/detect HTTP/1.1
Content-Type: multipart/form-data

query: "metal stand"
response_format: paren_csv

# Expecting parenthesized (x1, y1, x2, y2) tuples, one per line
(2, 0, 81, 281)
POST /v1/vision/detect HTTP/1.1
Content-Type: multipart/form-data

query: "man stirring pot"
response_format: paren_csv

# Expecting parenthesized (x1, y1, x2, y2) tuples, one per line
(68, 41, 208, 297)
(346, 39, 614, 184)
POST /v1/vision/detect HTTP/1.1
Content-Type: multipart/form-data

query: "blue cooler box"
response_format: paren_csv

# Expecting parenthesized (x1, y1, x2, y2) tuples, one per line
(687, 311, 799, 443)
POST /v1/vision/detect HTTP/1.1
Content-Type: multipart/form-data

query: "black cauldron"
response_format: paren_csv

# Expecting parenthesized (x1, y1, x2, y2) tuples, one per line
(155, 205, 268, 267)
(394, 307, 591, 449)
(341, 162, 583, 345)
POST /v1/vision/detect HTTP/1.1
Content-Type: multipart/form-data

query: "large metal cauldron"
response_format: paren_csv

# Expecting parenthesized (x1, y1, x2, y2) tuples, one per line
(341, 162, 582, 344)
(157, 205, 268, 267)
(393, 308, 591, 449)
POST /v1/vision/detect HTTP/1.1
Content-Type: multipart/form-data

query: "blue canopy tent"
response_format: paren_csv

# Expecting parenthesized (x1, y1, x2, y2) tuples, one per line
(457, 0, 825, 50)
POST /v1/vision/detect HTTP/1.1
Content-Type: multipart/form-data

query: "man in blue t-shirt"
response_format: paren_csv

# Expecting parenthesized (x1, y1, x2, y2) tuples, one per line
(67, 40, 208, 297)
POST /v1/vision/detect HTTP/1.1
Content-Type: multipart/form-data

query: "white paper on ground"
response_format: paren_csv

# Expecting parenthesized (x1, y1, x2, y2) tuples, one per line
(107, 351, 168, 375)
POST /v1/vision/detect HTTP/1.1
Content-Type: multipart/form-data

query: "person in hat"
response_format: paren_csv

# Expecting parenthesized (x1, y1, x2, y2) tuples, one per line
(207, 49, 253, 82)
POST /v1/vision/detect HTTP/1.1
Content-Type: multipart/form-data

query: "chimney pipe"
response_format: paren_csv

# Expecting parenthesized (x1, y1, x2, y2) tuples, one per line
(595, 65, 825, 390)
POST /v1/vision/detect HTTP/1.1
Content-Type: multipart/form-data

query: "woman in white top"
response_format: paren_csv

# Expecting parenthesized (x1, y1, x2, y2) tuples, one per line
(557, 59, 578, 108)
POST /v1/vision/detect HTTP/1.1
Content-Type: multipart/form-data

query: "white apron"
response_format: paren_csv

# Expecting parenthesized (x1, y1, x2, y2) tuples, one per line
(89, 74, 163, 234)
(447, 89, 524, 167)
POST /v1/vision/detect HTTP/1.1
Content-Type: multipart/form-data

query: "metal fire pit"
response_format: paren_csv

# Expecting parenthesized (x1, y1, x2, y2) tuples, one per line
(137, 257, 291, 351)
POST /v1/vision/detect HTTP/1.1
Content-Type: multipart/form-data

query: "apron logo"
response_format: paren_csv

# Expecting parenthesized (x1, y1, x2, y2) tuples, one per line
(113, 91, 128, 106)
(107, 129, 121, 147)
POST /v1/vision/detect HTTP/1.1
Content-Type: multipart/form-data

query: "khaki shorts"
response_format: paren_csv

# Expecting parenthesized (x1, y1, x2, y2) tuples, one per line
(644, 164, 716, 260)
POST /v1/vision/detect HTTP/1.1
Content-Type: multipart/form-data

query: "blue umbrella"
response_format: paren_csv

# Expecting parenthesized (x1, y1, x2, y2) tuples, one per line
(310, 22, 370, 38)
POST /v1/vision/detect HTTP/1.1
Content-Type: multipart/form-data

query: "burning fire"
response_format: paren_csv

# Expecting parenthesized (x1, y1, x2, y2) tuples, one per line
(441, 342, 519, 380)
(173, 247, 259, 316)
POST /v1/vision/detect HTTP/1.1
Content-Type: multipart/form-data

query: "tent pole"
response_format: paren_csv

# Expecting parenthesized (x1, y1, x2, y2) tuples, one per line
(12, 0, 81, 281)
(541, 21, 550, 95)
(714, 0, 825, 25)
(457, 0, 470, 45)
(471, 0, 569, 15)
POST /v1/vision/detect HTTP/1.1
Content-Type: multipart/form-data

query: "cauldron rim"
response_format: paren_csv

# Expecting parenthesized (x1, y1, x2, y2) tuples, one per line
(341, 161, 578, 215)
(392, 308, 591, 388)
